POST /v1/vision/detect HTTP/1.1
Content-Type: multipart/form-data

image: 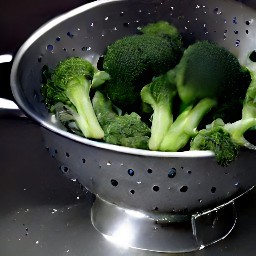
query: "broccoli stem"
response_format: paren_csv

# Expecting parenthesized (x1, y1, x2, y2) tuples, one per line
(66, 76, 104, 139)
(223, 69, 256, 150)
(159, 98, 217, 151)
(224, 118, 256, 150)
(141, 82, 174, 150)
(242, 69, 256, 119)
(149, 102, 173, 150)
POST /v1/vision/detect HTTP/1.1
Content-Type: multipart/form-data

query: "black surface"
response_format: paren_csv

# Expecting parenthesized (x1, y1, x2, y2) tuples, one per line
(0, 0, 92, 100)
(1, 116, 256, 255)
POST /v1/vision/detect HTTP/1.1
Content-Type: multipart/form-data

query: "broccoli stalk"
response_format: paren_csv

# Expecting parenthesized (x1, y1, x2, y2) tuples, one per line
(41, 57, 110, 139)
(64, 76, 104, 138)
(141, 74, 177, 150)
(159, 98, 217, 151)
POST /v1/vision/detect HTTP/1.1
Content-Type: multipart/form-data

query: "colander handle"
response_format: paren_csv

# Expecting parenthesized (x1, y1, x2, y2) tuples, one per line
(0, 53, 26, 117)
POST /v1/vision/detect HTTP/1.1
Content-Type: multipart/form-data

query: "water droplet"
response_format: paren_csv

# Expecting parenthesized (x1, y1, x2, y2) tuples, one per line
(213, 7, 222, 15)
(85, 46, 91, 51)
(51, 209, 58, 214)
(67, 32, 74, 38)
(233, 17, 238, 24)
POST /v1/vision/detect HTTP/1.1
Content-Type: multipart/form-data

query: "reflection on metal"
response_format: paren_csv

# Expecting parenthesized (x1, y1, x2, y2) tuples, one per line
(91, 196, 237, 253)
(0, 54, 12, 64)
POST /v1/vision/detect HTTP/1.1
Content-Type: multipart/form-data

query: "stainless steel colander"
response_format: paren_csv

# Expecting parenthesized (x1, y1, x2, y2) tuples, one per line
(10, 0, 256, 253)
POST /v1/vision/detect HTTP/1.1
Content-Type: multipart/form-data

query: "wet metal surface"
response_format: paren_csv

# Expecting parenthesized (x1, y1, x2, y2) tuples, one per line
(0, 116, 256, 255)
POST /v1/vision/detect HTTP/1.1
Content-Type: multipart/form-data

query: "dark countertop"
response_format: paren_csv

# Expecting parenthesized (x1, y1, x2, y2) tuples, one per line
(1, 115, 256, 256)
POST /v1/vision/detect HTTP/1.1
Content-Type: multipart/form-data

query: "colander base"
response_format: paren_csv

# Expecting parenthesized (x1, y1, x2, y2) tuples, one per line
(91, 196, 237, 253)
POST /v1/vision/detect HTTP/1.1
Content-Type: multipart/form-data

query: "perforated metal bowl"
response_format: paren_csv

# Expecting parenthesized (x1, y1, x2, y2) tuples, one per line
(10, 0, 256, 252)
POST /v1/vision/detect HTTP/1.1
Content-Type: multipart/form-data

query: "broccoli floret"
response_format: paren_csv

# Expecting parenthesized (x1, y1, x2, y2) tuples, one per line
(154, 40, 251, 152)
(190, 119, 240, 167)
(41, 57, 110, 139)
(191, 70, 256, 166)
(92, 91, 150, 149)
(174, 41, 251, 118)
(140, 73, 177, 150)
(102, 21, 183, 112)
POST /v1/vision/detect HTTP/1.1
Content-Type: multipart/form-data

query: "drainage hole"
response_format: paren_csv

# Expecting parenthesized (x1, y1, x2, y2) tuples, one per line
(249, 50, 256, 62)
(168, 168, 176, 178)
(153, 185, 159, 192)
(147, 169, 153, 174)
(46, 44, 54, 52)
(211, 187, 217, 193)
(128, 169, 134, 176)
(130, 189, 135, 194)
(111, 179, 118, 187)
(180, 186, 188, 192)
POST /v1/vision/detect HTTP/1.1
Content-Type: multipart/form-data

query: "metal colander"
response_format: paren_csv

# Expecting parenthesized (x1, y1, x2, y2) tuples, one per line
(10, 0, 256, 252)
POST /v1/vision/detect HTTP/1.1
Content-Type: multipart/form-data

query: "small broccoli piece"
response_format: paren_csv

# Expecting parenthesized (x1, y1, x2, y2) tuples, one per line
(41, 57, 109, 139)
(141, 73, 177, 150)
(102, 21, 183, 112)
(92, 91, 151, 149)
(159, 98, 217, 151)
(174, 41, 251, 119)
(190, 119, 240, 166)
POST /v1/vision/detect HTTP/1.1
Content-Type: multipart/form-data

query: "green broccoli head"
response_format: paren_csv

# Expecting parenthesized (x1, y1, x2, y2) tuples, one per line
(42, 57, 93, 109)
(190, 120, 240, 167)
(104, 112, 151, 149)
(175, 41, 251, 108)
(102, 22, 183, 112)
(92, 91, 150, 149)
(41, 57, 107, 139)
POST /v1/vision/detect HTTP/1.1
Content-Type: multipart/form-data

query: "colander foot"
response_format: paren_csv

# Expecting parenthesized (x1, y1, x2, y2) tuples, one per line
(91, 196, 237, 253)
